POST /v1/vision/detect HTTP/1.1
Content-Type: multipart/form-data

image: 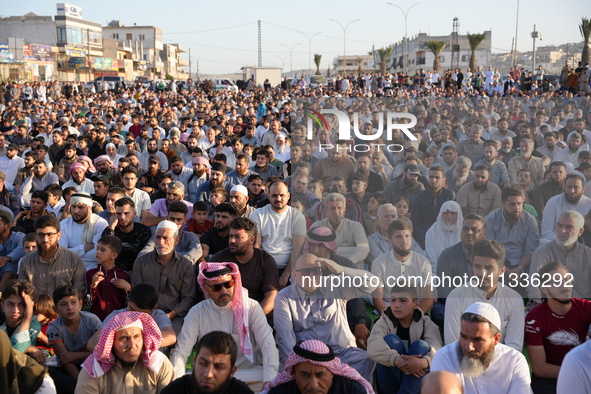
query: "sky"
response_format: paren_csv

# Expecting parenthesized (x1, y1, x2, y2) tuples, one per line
(1, 0, 588, 75)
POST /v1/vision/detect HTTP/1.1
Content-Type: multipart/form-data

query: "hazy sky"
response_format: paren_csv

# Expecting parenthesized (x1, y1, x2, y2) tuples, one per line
(2, 0, 588, 75)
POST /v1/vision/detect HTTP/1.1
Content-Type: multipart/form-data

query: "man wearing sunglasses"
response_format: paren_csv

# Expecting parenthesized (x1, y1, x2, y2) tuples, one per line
(274, 253, 379, 383)
(170, 262, 279, 393)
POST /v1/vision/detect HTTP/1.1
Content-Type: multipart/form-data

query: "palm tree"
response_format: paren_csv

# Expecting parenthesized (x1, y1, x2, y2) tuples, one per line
(314, 54, 322, 75)
(467, 32, 487, 73)
(426, 40, 446, 72)
(377, 46, 394, 75)
(356, 57, 363, 75)
(580, 17, 591, 67)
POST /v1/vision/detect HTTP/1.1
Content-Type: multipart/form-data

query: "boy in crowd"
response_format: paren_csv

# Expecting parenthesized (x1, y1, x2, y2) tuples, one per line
(187, 201, 214, 236)
(85, 235, 131, 321)
(47, 285, 101, 394)
(44, 184, 65, 217)
(22, 232, 37, 254)
(368, 286, 442, 394)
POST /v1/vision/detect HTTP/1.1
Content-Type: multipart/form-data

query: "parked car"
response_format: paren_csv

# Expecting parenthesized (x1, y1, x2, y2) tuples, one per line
(213, 78, 238, 92)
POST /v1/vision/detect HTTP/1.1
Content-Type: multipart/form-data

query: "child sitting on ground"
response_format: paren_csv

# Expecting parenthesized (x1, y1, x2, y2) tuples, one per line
(187, 201, 214, 236)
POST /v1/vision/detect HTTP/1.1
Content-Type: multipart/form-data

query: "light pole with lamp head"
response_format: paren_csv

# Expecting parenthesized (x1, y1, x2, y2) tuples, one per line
(386, 2, 420, 76)
(298, 31, 322, 76)
(329, 18, 360, 76)
(280, 43, 301, 79)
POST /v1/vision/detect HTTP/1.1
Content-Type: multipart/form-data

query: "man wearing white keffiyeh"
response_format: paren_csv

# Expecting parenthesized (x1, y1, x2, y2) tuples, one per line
(58, 192, 108, 271)
(169, 262, 278, 392)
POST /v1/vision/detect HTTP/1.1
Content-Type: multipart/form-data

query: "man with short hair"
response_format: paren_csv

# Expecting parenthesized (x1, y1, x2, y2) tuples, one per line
(264, 340, 374, 394)
(458, 125, 485, 163)
(310, 192, 369, 268)
(411, 166, 456, 248)
(274, 254, 378, 382)
(200, 202, 238, 260)
(211, 217, 279, 315)
(14, 190, 53, 234)
(59, 192, 108, 271)
(508, 136, 545, 186)
(541, 173, 591, 243)
(312, 141, 356, 190)
(226, 154, 254, 186)
(19, 159, 58, 208)
(0, 144, 24, 192)
(247, 174, 267, 208)
(164, 331, 254, 394)
(0, 211, 25, 291)
(456, 165, 502, 217)
(142, 181, 193, 227)
(372, 220, 434, 314)
(132, 220, 197, 333)
(474, 141, 510, 188)
(531, 161, 566, 219)
(167, 155, 192, 182)
(250, 150, 278, 183)
(356, 152, 384, 193)
(251, 181, 306, 286)
(139, 201, 203, 265)
(120, 166, 152, 220)
(444, 240, 524, 351)
(19, 215, 86, 297)
(183, 156, 210, 203)
(554, 131, 586, 167)
(139, 138, 169, 172)
(90, 174, 110, 209)
(76, 311, 175, 393)
(170, 263, 279, 391)
(485, 186, 539, 276)
(195, 162, 233, 202)
(529, 210, 591, 302)
(432, 302, 531, 393)
(288, 172, 320, 219)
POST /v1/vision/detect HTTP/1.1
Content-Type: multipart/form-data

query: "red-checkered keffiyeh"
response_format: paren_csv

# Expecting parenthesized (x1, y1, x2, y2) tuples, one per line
(81, 311, 165, 378)
(197, 262, 253, 362)
(94, 155, 116, 168)
(303, 226, 338, 254)
(262, 340, 375, 394)
(68, 162, 87, 176)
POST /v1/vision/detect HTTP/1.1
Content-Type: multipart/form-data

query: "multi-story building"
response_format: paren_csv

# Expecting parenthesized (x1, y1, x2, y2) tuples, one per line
(332, 55, 375, 75)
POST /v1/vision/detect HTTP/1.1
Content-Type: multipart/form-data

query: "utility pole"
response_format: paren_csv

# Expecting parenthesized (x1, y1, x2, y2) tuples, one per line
(196, 60, 199, 80)
(513, 0, 520, 67)
(531, 25, 541, 73)
(188, 48, 192, 79)
(258, 20, 262, 67)
(86, 28, 91, 81)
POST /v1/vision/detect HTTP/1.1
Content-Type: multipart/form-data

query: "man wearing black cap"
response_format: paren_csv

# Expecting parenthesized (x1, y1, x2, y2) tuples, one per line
(195, 162, 233, 202)
(139, 155, 166, 194)
(383, 163, 425, 204)
(0, 143, 24, 193)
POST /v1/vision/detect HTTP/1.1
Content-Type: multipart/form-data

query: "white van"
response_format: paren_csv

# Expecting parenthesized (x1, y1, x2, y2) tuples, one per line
(213, 78, 238, 92)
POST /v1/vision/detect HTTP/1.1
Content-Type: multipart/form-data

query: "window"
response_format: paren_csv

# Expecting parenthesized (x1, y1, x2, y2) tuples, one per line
(416, 51, 426, 65)
(57, 26, 67, 43)
(461, 55, 469, 62)
(126, 33, 132, 40)
(139, 34, 145, 41)
(113, 33, 119, 39)
(439, 55, 445, 62)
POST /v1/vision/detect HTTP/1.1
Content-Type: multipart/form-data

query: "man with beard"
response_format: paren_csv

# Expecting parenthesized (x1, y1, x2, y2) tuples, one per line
(139, 155, 166, 194)
(170, 263, 279, 392)
(432, 302, 531, 393)
(19, 159, 58, 208)
(536, 131, 562, 162)
(508, 136, 545, 186)
(93, 155, 116, 179)
(456, 166, 501, 217)
(139, 138, 168, 172)
(132, 220, 197, 334)
(102, 196, 152, 272)
(531, 161, 567, 219)
(56, 143, 78, 184)
(529, 210, 591, 301)
(355, 153, 384, 193)
(76, 311, 174, 393)
(288, 172, 320, 219)
(226, 154, 254, 186)
(139, 201, 202, 265)
(195, 163, 233, 203)
(121, 166, 152, 220)
(58, 192, 108, 271)
(251, 181, 306, 287)
(372, 220, 433, 315)
(168, 156, 192, 182)
(541, 173, 591, 243)
(142, 181, 193, 227)
(437, 145, 458, 172)
(184, 157, 210, 203)
(163, 331, 254, 394)
(554, 131, 586, 168)
(62, 162, 94, 194)
(489, 118, 517, 142)
(18, 215, 86, 297)
(458, 125, 485, 164)
(425, 201, 463, 272)
(525, 262, 591, 393)
(88, 127, 108, 160)
(485, 187, 539, 277)
(411, 166, 456, 248)
(250, 150, 278, 183)
(229, 185, 255, 218)
(200, 203, 238, 261)
(210, 217, 279, 315)
(13, 151, 36, 196)
(312, 141, 356, 190)
(91, 174, 110, 209)
(444, 240, 524, 351)
(444, 157, 473, 194)
(384, 164, 425, 205)
(14, 190, 53, 234)
(474, 141, 510, 188)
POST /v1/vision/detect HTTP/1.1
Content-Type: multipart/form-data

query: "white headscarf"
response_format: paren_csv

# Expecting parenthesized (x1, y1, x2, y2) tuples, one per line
(425, 201, 463, 270)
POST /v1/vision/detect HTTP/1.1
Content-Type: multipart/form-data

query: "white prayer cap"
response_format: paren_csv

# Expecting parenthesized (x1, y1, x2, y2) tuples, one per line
(115, 319, 143, 332)
(156, 220, 178, 236)
(231, 185, 248, 197)
(464, 302, 501, 333)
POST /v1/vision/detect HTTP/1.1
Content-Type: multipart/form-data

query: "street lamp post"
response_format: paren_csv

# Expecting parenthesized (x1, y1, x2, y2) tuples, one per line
(386, 2, 420, 76)
(274, 54, 289, 76)
(298, 31, 322, 76)
(280, 43, 301, 78)
(329, 18, 360, 76)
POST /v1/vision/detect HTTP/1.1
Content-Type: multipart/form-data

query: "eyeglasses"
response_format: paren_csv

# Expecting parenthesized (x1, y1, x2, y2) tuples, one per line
(205, 280, 234, 292)
(296, 267, 322, 276)
(36, 231, 59, 238)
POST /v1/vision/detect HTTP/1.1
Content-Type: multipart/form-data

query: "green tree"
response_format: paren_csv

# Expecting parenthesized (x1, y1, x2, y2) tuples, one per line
(356, 57, 363, 75)
(426, 40, 446, 72)
(314, 54, 322, 75)
(377, 46, 394, 75)
(580, 17, 591, 67)
(467, 32, 487, 72)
